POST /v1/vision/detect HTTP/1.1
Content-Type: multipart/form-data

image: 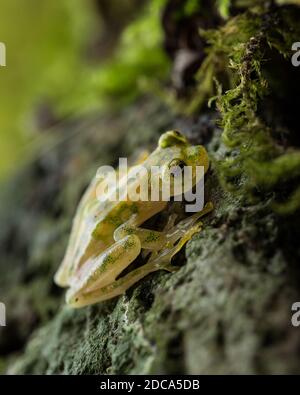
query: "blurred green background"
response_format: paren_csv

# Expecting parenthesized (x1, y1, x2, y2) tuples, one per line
(0, 0, 169, 178)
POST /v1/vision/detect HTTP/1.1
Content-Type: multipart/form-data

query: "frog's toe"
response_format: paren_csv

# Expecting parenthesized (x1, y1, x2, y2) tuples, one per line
(158, 263, 180, 273)
(66, 288, 81, 308)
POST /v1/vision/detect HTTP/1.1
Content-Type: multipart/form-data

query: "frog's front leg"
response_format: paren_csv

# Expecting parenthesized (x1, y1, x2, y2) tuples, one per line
(114, 202, 213, 252)
(144, 201, 214, 271)
(66, 234, 141, 307)
(114, 223, 168, 251)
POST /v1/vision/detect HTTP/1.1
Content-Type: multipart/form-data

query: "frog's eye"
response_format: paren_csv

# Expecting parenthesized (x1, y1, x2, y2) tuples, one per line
(168, 158, 186, 173)
(162, 158, 186, 181)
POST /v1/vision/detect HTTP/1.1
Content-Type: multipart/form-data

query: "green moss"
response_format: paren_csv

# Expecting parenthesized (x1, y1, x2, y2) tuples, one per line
(189, 7, 300, 213)
(217, 0, 300, 15)
(9, 184, 300, 374)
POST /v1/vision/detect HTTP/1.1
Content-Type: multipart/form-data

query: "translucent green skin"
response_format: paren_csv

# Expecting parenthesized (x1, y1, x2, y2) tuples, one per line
(54, 131, 212, 308)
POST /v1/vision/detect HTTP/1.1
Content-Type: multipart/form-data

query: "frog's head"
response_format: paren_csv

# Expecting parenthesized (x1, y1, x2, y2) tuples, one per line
(158, 131, 209, 196)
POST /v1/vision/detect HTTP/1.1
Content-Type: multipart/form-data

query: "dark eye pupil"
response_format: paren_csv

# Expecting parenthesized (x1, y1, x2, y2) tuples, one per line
(169, 160, 186, 178)
(170, 160, 185, 169)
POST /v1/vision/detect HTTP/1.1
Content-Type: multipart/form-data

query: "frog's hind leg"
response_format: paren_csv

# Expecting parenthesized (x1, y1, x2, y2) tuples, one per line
(66, 260, 161, 308)
(66, 234, 141, 307)
(67, 214, 206, 308)
(68, 202, 214, 308)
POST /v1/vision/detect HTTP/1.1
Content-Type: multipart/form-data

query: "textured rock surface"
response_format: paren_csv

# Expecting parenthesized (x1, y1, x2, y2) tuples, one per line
(0, 96, 299, 374)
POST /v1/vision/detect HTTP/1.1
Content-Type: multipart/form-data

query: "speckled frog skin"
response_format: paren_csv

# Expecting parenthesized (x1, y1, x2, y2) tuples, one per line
(54, 131, 213, 307)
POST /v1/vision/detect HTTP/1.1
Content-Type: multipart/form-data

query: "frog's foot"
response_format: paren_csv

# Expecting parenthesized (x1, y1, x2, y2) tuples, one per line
(148, 221, 202, 269)
(158, 262, 180, 273)
(147, 201, 214, 270)
(166, 202, 213, 244)
(66, 235, 141, 307)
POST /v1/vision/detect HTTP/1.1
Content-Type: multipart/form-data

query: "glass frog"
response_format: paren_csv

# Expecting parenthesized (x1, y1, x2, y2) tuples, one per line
(54, 131, 213, 307)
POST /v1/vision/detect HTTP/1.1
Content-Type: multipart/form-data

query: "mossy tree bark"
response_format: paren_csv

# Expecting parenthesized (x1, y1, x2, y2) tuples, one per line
(1, 1, 300, 374)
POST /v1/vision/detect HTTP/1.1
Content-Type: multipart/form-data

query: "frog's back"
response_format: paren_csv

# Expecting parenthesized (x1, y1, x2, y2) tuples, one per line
(54, 176, 118, 286)
(55, 139, 182, 286)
